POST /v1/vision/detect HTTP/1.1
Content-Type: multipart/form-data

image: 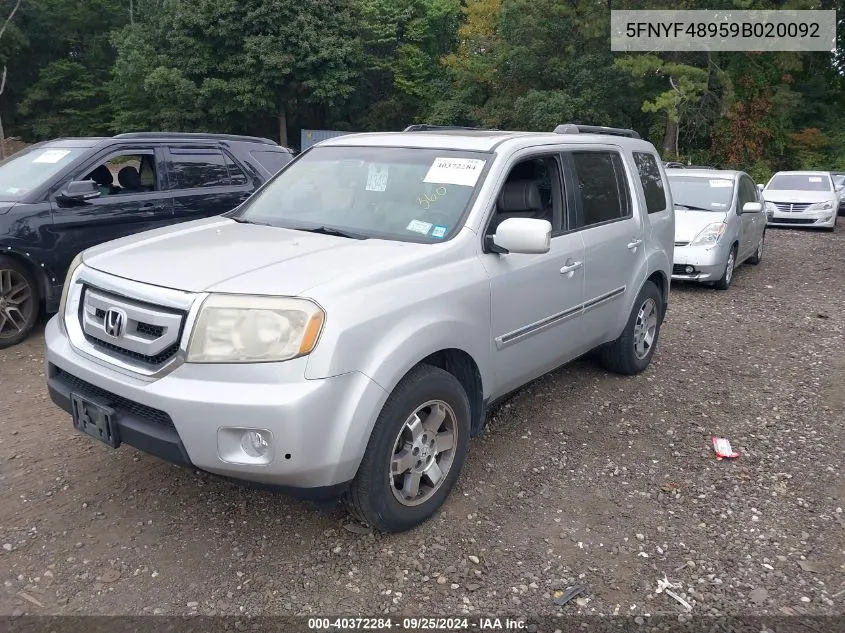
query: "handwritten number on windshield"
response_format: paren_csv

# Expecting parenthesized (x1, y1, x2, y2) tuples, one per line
(418, 187, 447, 210)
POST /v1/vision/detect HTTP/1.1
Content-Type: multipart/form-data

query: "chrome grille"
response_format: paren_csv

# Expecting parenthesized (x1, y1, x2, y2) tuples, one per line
(771, 201, 811, 212)
(80, 286, 186, 367)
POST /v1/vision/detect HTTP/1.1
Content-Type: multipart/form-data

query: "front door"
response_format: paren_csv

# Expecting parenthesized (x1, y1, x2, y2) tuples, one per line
(737, 175, 761, 259)
(49, 146, 174, 278)
(481, 152, 586, 396)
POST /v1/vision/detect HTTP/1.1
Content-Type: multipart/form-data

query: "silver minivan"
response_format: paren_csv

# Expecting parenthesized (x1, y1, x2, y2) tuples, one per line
(669, 169, 767, 290)
(45, 124, 674, 532)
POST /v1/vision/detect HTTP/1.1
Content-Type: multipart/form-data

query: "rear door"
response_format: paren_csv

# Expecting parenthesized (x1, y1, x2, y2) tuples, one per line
(166, 145, 254, 222)
(49, 145, 173, 259)
(563, 147, 644, 346)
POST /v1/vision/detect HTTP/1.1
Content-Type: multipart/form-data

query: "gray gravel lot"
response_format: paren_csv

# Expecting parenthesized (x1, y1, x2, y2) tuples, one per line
(1, 221, 843, 621)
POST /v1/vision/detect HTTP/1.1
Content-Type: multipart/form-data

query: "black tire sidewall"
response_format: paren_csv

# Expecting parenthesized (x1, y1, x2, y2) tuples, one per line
(715, 245, 737, 290)
(0, 256, 39, 349)
(350, 365, 471, 532)
(620, 281, 663, 373)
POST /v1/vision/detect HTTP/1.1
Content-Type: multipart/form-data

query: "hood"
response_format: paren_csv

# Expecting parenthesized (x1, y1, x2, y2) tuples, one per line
(763, 189, 835, 204)
(0, 201, 17, 215)
(674, 210, 727, 242)
(82, 217, 434, 296)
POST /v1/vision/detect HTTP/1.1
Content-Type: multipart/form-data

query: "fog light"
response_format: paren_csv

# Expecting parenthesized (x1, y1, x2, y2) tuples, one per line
(241, 430, 270, 458)
(217, 427, 275, 465)
(685, 265, 694, 274)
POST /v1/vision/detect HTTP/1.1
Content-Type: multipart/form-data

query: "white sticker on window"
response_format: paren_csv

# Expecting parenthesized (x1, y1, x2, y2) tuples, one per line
(711, 202, 727, 207)
(406, 219, 433, 235)
(366, 164, 389, 192)
(6, 187, 20, 194)
(423, 157, 485, 187)
(808, 176, 822, 182)
(32, 149, 71, 164)
(709, 180, 732, 188)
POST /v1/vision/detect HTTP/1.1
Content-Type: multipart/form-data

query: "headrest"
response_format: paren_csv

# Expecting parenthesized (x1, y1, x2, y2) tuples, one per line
(88, 165, 113, 187)
(498, 180, 542, 212)
(118, 166, 142, 189)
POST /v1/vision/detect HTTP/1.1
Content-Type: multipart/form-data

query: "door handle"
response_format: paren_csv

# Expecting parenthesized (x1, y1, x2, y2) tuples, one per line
(560, 260, 583, 275)
(627, 239, 643, 250)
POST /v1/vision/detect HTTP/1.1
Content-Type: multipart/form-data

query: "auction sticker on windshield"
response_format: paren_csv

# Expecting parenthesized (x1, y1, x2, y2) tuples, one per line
(709, 180, 732, 187)
(366, 164, 389, 192)
(32, 149, 71, 164)
(424, 157, 485, 187)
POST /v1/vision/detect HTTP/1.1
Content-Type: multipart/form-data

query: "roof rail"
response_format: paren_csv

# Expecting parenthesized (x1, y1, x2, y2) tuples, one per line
(113, 132, 279, 146)
(403, 124, 500, 132)
(553, 123, 641, 139)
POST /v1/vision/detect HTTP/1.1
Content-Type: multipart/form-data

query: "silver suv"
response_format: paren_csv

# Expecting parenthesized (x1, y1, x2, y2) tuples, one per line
(45, 124, 674, 532)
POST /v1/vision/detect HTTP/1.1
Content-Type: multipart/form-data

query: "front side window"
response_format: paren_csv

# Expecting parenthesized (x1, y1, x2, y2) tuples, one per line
(669, 176, 735, 211)
(766, 174, 832, 192)
(234, 146, 492, 243)
(633, 152, 667, 214)
(486, 156, 562, 236)
(170, 148, 230, 189)
(82, 153, 157, 196)
(0, 146, 89, 200)
(570, 151, 632, 228)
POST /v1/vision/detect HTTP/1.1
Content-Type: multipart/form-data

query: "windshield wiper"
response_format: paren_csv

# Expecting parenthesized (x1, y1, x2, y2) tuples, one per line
(674, 203, 711, 212)
(231, 217, 273, 227)
(292, 225, 368, 240)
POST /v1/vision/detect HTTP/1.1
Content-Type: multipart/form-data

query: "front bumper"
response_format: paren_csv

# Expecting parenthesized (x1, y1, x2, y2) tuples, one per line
(45, 316, 388, 493)
(671, 244, 728, 282)
(768, 209, 836, 228)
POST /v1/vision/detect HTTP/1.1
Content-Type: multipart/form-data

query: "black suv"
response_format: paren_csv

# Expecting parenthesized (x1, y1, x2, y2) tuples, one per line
(0, 132, 293, 348)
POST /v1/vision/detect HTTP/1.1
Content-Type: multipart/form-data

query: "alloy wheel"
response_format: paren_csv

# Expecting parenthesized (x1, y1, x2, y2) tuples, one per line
(0, 268, 34, 340)
(632, 297, 658, 360)
(389, 400, 458, 507)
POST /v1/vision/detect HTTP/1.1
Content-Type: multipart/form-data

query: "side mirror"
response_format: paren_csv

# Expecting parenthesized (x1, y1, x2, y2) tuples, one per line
(742, 201, 762, 214)
(491, 217, 551, 254)
(757, 184, 765, 192)
(59, 180, 100, 202)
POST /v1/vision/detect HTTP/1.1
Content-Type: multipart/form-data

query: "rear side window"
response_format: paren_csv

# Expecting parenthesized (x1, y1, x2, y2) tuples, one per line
(633, 152, 667, 214)
(224, 153, 249, 186)
(170, 148, 230, 189)
(251, 150, 292, 174)
(569, 151, 631, 228)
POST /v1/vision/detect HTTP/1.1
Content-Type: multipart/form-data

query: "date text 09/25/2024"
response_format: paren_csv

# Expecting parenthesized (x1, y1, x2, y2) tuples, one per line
(307, 617, 527, 630)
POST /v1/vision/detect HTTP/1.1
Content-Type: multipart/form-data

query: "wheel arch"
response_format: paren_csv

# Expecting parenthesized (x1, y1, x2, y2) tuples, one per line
(0, 248, 52, 311)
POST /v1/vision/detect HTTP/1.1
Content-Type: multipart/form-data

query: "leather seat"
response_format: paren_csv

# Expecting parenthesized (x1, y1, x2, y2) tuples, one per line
(489, 180, 544, 233)
(117, 166, 143, 193)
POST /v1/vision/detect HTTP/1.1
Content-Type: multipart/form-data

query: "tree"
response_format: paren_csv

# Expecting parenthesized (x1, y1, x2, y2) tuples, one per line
(0, 0, 21, 157)
(110, 0, 363, 145)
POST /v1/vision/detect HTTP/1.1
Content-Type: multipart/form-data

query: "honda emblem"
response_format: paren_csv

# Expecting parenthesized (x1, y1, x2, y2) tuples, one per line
(103, 308, 127, 338)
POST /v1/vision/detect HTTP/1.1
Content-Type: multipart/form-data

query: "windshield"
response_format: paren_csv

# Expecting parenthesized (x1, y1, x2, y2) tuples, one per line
(0, 146, 88, 200)
(668, 176, 734, 211)
(766, 174, 831, 191)
(234, 146, 492, 242)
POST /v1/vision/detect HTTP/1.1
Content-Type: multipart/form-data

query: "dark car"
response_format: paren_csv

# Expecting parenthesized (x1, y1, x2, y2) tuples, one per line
(0, 132, 293, 348)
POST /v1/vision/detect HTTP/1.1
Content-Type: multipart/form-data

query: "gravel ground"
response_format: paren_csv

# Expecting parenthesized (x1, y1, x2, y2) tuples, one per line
(1, 221, 843, 621)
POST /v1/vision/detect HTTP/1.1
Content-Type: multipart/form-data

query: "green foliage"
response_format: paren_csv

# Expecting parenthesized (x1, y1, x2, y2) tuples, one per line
(0, 0, 841, 164)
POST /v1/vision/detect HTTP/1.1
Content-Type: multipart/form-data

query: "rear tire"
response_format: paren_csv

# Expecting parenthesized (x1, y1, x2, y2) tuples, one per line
(748, 232, 764, 265)
(0, 256, 40, 350)
(599, 281, 662, 376)
(714, 245, 737, 290)
(344, 364, 471, 532)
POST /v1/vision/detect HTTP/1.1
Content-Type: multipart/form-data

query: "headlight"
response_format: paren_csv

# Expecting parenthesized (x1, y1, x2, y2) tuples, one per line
(59, 251, 84, 318)
(765, 201, 777, 213)
(186, 294, 325, 363)
(689, 222, 727, 247)
(806, 201, 833, 211)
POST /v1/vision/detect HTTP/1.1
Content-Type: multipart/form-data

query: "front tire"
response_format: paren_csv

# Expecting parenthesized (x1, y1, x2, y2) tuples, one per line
(344, 364, 471, 532)
(0, 256, 40, 350)
(599, 280, 663, 375)
(714, 245, 737, 290)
